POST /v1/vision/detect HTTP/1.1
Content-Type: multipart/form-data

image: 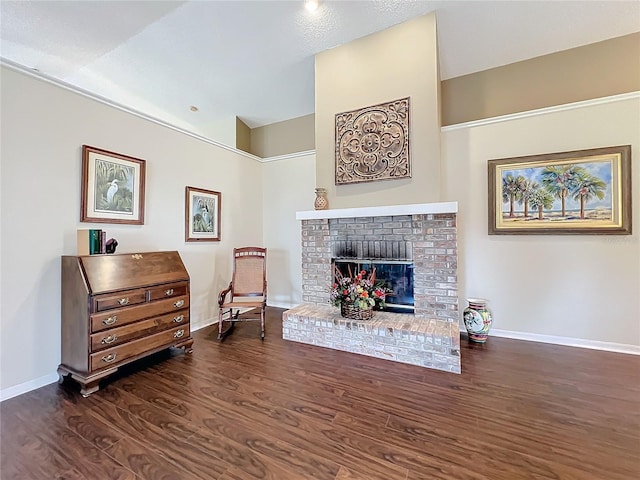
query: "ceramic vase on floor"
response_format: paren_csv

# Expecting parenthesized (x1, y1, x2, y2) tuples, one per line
(463, 298, 493, 343)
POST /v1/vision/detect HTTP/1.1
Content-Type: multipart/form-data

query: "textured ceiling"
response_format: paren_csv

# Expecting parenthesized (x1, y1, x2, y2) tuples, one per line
(1, 0, 639, 145)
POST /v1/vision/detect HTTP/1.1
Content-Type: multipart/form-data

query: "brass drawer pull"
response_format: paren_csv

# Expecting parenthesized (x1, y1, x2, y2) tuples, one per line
(103, 316, 117, 326)
(101, 353, 117, 363)
(131, 254, 143, 260)
(164, 288, 174, 296)
(173, 315, 185, 323)
(101, 335, 118, 345)
(173, 300, 185, 308)
(118, 297, 130, 305)
(174, 329, 185, 338)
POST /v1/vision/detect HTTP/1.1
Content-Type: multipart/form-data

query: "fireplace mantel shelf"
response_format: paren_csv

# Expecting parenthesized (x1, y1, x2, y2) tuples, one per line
(296, 201, 458, 220)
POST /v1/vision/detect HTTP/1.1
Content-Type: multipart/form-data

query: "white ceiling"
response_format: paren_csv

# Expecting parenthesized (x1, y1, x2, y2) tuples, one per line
(2, 0, 639, 145)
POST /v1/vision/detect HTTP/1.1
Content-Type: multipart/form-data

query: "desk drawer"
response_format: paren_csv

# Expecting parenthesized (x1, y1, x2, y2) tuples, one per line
(90, 325, 190, 372)
(94, 289, 147, 312)
(90, 295, 190, 333)
(148, 282, 188, 302)
(90, 310, 189, 352)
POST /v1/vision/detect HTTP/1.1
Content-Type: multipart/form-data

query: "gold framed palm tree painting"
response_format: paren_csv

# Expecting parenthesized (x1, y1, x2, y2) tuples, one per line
(488, 145, 631, 235)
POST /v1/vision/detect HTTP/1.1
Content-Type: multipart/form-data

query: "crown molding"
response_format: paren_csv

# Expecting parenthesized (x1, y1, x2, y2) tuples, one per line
(5, 59, 636, 159)
(1, 58, 262, 162)
(260, 150, 316, 163)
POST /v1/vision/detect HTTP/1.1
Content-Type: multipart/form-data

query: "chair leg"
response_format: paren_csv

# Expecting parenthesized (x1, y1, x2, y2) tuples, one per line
(218, 308, 224, 340)
(260, 305, 265, 340)
(218, 308, 237, 341)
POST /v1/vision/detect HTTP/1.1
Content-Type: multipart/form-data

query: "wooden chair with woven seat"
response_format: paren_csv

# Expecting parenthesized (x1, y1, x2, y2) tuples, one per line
(217, 247, 267, 340)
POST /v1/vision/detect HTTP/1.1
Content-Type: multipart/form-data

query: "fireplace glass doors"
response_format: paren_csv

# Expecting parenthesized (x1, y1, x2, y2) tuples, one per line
(333, 260, 414, 313)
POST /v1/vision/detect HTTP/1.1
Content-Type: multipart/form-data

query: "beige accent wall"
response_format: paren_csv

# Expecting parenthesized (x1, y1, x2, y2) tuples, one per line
(315, 13, 441, 209)
(250, 114, 315, 158)
(235, 117, 251, 153)
(442, 32, 640, 126)
(245, 33, 640, 159)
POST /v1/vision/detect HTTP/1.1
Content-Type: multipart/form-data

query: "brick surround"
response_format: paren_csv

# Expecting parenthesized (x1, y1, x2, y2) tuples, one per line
(301, 213, 458, 321)
(289, 204, 460, 373)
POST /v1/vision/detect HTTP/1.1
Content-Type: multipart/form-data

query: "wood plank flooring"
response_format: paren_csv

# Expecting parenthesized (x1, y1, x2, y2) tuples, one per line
(2, 307, 639, 479)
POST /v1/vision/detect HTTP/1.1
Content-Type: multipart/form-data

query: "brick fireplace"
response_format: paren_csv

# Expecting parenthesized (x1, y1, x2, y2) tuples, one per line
(283, 203, 461, 373)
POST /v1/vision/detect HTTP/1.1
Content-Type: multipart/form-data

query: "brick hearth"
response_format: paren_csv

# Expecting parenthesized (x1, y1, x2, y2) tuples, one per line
(282, 304, 461, 372)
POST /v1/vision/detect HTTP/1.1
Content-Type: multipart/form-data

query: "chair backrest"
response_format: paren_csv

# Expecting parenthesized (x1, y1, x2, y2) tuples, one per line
(231, 247, 267, 297)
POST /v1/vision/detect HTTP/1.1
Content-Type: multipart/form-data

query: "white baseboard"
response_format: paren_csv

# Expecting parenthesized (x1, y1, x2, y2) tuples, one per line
(486, 328, 640, 355)
(267, 301, 297, 310)
(191, 304, 296, 331)
(192, 305, 278, 331)
(1, 373, 59, 402)
(191, 318, 217, 332)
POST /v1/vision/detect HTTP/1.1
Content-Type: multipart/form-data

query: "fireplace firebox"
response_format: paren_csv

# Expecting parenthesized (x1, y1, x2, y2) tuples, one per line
(332, 259, 414, 313)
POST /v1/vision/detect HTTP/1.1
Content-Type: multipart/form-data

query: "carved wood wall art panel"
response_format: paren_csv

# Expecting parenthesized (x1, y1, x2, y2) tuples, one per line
(335, 97, 410, 185)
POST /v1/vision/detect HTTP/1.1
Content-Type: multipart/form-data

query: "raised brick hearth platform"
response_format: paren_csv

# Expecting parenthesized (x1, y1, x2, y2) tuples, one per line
(283, 304, 461, 373)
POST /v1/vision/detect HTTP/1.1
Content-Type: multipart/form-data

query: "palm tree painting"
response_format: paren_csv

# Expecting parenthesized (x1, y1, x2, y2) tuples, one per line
(488, 145, 631, 234)
(500, 161, 611, 222)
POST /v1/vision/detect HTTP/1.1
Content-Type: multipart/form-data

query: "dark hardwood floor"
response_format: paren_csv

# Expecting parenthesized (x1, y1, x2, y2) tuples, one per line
(2, 307, 639, 479)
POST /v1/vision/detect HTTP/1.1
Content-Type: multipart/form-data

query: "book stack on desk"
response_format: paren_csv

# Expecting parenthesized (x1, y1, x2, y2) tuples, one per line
(77, 229, 106, 255)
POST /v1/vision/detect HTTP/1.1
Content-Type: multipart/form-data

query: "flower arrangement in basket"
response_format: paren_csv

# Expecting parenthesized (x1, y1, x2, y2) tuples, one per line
(330, 265, 391, 320)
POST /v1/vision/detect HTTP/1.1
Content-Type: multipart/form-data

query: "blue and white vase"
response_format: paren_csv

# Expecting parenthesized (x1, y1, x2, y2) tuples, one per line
(463, 298, 493, 343)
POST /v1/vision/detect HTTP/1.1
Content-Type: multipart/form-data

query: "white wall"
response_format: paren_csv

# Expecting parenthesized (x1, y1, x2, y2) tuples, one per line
(0, 67, 264, 397)
(442, 95, 640, 346)
(262, 153, 316, 309)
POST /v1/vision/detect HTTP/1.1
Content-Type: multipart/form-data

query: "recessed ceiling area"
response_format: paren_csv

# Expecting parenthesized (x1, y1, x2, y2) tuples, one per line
(1, 1, 639, 146)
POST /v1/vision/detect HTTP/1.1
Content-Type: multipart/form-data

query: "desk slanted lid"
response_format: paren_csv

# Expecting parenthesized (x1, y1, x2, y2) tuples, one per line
(72, 251, 189, 294)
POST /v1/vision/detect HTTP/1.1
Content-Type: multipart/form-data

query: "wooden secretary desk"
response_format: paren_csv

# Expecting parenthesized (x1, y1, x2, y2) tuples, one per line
(58, 251, 193, 396)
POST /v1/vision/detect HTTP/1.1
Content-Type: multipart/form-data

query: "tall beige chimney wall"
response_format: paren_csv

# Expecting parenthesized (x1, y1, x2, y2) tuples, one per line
(314, 13, 441, 209)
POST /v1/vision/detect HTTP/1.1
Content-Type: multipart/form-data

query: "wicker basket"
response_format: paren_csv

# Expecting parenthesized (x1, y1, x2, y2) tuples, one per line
(340, 302, 374, 320)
